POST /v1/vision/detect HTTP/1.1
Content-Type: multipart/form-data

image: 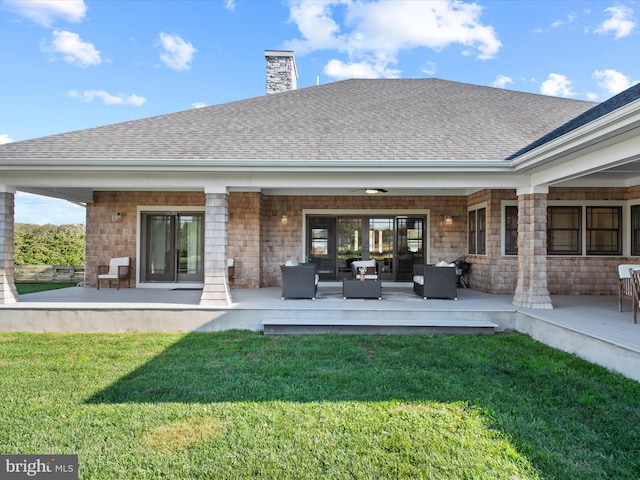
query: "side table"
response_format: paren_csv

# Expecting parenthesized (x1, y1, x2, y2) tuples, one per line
(343, 279, 382, 300)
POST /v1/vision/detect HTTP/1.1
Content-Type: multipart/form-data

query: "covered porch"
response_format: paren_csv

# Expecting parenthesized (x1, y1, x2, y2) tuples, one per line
(1, 285, 639, 382)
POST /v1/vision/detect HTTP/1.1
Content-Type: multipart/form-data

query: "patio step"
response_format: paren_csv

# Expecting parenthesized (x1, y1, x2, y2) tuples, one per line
(261, 318, 498, 335)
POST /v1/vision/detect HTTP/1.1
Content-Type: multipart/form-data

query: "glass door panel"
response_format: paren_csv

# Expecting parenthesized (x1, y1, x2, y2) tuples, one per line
(145, 214, 175, 282)
(397, 217, 424, 281)
(307, 217, 336, 280)
(337, 218, 363, 280)
(369, 218, 394, 280)
(177, 214, 204, 282)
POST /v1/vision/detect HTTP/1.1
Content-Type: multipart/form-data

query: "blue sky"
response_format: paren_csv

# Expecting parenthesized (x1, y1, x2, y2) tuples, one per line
(1, 0, 638, 225)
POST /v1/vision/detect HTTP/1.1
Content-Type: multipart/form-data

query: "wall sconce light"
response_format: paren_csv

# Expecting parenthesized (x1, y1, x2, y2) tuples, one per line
(444, 214, 453, 225)
(281, 214, 288, 225)
(112, 212, 122, 222)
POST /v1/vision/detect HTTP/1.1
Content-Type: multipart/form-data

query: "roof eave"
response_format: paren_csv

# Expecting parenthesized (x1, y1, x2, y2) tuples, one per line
(510, 96, 640, 174)
(0, 158, 514, 174)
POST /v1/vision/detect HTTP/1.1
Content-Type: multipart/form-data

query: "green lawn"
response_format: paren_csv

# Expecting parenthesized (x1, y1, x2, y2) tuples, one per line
(15, 282, 77, 294)
(1, 331, 638, 479)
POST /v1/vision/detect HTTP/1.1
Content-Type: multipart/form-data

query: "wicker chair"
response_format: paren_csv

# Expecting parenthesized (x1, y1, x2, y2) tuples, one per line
(351, 259, 378, 280)
(280, 263, 319, 300)
(412, 264, 457, 300)
(630, 269, 640, 324)
(97, 257, 130, 290)
(617, 264, 640, 311)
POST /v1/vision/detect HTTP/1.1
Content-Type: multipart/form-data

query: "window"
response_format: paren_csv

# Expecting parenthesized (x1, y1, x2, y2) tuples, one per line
(468, 210, 476, 254)
(504, 205, 518, 255)
(546, 205, 623, 256)
(547, 206, 581, 255)
(468, 207, 486, 255)
(586, 206, 621, 255)
(632, 205, 640, 256)
(477, 208, 486, 254)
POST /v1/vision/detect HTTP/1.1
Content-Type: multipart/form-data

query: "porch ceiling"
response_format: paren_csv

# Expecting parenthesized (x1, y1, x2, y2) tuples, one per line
(19, 186, 94, 204)
(555, 159, 640, 187)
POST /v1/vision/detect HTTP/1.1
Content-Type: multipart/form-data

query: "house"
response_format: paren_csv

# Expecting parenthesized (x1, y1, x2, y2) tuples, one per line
(1, 50, 640, 309)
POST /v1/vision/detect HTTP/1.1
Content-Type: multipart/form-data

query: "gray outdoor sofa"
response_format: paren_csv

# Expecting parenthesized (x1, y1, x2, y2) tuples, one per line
(280, 263, 319, 300)
(412, 264, 458, 300)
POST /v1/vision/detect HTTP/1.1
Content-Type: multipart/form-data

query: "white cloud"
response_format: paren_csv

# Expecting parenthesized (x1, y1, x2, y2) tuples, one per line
(158, 33, 197, 71)
(551, 13, 576, 29)
(421, 61, 437, 76)
(42, 30, 101, 67)
(68, 90, 146, 106)
(285, 0, 501, 80)
(0, 134, 12, 144)
(594, 6, 635, 39)
(594, 69, 637, 95)
(493, 75, 513, 89)
(286, 1, 345, 53)
(540, 73, 576, 97)
(192, 102, 207, 109)
(3, 0, 87, 27)
(225, 0, 235, 11)
(324, 58, 401, 79)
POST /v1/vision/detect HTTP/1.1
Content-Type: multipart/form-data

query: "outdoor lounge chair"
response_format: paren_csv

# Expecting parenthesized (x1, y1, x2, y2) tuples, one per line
(413, 264, 457, 300)
(280, 263, 319, 300)
(617, 264, 640, 311)
(97, 257, 130, 290)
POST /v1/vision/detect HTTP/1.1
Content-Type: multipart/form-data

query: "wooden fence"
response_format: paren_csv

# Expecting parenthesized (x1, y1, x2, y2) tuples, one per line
(14, 265, 85, 284)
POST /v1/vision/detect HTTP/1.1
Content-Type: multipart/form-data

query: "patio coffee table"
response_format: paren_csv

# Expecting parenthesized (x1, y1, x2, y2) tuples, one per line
(343, 279, 382, 300)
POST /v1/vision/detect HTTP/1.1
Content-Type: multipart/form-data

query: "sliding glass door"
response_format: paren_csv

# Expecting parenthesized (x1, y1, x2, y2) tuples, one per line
(141, 212, 204, 283)
(307, 215, 425, 281)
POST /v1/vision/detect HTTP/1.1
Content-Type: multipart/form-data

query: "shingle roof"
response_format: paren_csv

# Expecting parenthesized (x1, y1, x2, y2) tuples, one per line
(508, 82, 640, 160)
(0, 78, 596, 162)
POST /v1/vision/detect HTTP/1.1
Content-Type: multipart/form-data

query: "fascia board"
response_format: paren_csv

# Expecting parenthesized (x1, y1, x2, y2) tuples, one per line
(3, 170, 532, 191)
(0, 158, 514, 174)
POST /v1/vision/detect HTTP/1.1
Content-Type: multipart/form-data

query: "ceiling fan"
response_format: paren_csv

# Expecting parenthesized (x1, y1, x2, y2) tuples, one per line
(351, 188, 388, 194)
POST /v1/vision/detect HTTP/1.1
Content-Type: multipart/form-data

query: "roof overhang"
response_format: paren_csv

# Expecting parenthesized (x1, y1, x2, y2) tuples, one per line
(6, 162, 527, 202)
(4, 95, 640, 202)
(510, 96, 640, 187)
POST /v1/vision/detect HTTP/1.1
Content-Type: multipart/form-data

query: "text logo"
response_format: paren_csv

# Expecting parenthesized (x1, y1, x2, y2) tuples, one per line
(0, 455, 78, 480)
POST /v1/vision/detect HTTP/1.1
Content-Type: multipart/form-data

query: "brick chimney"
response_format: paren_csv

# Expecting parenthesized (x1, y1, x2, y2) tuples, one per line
(265, 50, 298, 95)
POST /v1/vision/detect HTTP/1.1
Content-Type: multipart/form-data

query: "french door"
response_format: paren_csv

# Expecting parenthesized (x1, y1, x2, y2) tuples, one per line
(307, 215, 425, 281)
(141, 212, 204, 283)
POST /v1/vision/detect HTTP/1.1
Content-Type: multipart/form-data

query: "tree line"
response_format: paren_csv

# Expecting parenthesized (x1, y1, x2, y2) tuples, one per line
(14, 223, 85, 266)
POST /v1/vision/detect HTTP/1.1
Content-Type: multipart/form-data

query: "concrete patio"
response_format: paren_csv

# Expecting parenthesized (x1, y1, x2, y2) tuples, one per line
(1, 283, 639, 382)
